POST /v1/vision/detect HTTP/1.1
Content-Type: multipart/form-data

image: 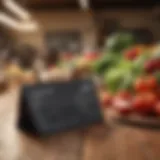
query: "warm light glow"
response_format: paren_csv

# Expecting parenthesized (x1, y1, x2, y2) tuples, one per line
(3, 0, 31, 20)
(0, 0, 39, 32)
(79, 0, 89, 10)
(0, 12, 38, 32)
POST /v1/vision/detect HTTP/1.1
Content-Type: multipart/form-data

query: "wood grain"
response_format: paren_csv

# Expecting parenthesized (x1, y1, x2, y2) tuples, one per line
(1, 89, 160, 160)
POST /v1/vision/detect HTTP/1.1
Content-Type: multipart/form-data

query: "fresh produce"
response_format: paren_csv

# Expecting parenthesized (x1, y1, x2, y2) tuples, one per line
(92, 53, 120, 75)
(131, 92, 156, 115)
(113, 96, 132, 115)
(134, 76, 157, 93)
(85, 52, 99, 61)
(116, 91, 132, 100)
(100, 91, 113, 107)
(144, 58, 160, 73)
(105, 32, 135, 53)
(42, 40, 160, 119)
(145, 76, 157, 90)
(144, 92, 157, 107)
(155, 102, 160, 115)
(98, 40, 160, 118)
(134, 77, 148, 92)
(132, 95, 149, 114)
(154, 72, 160, 84)
(104, 58, 137, 93)
(124, 47, 140, 60)
(111, 74, 160, 116)
(104, 67, 126, 93)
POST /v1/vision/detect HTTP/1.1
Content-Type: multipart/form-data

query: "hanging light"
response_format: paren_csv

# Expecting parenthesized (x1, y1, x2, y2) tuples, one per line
(0, 12, 38, 32)
(79, 0, 89, 10)
(3, 0, 31, 21)
(0, 0, 39, 32)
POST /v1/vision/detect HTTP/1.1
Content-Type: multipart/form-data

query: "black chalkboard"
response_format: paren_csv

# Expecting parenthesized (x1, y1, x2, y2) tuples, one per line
(18, 79, 103, 136)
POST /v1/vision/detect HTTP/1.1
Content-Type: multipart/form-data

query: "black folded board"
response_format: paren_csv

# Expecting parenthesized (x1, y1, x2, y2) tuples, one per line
(18, 79, 103, 136)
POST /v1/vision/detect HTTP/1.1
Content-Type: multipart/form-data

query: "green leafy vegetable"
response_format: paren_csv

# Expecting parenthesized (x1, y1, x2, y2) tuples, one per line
(105, 32, 136, 53)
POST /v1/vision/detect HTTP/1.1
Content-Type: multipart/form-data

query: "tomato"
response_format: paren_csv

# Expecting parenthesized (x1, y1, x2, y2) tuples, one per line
(156, 59, 160, 69)
(100, 92, 112, 107)
(145, 59, 160, 73)
(132, 93, 157, 114)
(85, 53, 98, 61)
(113, 97, 132, 115)
(144, 92, 157, 108)
(156, 88, 160, 99)
(134, 77, 147, 92)
(125, 48, 139, 60)
(144, 60, 157, 73)
(155, 102, 160, 115)
(132, 95, 149, 114)
(134, 76, 157, 92)
(116, 91, 132, 100)
(113, 91, 133, 115)
(145, 76, 157, 90)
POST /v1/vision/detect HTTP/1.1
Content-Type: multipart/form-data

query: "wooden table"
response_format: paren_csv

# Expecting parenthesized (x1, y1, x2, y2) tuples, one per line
(1, 89, 160, 160)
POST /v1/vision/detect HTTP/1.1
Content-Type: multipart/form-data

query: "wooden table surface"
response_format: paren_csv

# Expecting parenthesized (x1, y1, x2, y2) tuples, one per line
(1, 89, 160, 160)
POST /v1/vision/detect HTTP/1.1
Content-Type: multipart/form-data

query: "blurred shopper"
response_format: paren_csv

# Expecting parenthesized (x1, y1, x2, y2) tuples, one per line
(0, 47, 14, 92)
(44, 47, 60, 69)
(5, 45, 38, 85)
(16, 45, 37, 70)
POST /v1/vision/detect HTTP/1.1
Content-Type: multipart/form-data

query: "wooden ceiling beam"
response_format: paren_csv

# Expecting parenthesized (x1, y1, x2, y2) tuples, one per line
(26, 0, 160, 10)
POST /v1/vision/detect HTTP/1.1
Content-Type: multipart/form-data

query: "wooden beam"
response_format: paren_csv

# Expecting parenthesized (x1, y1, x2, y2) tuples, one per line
(91, 1, 159, 10)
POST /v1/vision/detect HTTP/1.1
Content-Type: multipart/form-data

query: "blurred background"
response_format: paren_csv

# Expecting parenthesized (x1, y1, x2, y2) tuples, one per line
(1, 1, 160, 160)
(1, 0, 160, 53)
(0, 0, 159, 86)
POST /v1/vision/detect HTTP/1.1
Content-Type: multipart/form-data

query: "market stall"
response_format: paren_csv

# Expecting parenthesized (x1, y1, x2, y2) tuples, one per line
(0, 1, 160, 160)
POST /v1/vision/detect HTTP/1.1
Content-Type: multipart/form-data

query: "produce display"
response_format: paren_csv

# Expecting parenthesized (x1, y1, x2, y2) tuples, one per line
(93, 32, 160, 118)
(4, 64, 36, 85)
(2, 31, 160, 121)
